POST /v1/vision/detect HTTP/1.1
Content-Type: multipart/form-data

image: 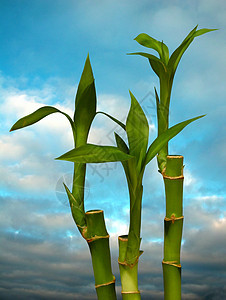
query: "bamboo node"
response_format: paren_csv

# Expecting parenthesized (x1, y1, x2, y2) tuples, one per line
(162, 260, 181, 268)
(161, 167, 184, 180)
(118, 258, 138, 268)
(121, 290, 140, 294)
(118, 251, 143, 268)
(164, 214, 184, 224)
(95, 276, 115, 289)
(86, 234, 110, 243)
(162, 173, 184, 180)
(76, 223, 85, 229)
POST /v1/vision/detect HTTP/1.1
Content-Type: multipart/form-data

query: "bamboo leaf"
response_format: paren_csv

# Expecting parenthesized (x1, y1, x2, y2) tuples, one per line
(193, 28, 218, 38)
(134, 33, 169, 64)
(168, 26, 197, 81)
(126, 91, 149, 169)
(154, 87, 160, 120)
(168, 26, 216, 82)
(74, 54, 94, 113)
(74, 81, 96, 146)
(64, 183, 86, 227)
(73, 55, 96, 146)
(97, 111, 126, 130)
(114, 132, 131, 183)
(56, 144, 133, 163)
(10, 106, 75, 132)
(145, 115, 205, 166)
(114, 132, 129, 154)
(128, 52, 167, 77)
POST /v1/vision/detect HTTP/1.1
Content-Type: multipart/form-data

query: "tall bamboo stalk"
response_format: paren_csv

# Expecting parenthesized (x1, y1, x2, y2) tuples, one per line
(162, 155, 184, 299)
(86, 210, 116, 299)
(118, 235, 141, 300)
(10, 55, 117, 300)
(58, 95, 205, 299)
(130, 25, 216, 298)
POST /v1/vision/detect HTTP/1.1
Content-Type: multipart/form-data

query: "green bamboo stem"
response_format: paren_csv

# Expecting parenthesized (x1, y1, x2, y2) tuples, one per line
(162, 155, 184, 300)
(70, 161, 116, 299)
(86, 210, 117, 300)
(126, 181, 143, 264)
(118, 235, 141, 300)
(72, 162, 86, 210)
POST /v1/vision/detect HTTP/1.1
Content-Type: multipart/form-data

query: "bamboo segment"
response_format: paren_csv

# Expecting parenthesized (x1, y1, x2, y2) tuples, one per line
(162, 156, 184, 300)
(86, 210, 117, 300)
(118, 235, 141, 300)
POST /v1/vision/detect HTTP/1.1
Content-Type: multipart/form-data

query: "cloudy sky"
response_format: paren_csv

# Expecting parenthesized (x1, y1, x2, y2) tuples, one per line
(0, 0, 226, 299)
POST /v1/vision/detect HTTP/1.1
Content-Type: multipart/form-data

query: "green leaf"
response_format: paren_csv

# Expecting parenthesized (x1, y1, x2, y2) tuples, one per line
(126, 91, 149, 171)
(74, 54, 94, 113)
(134, 33, 169, 64)
(96, 111, 126, 130)
(10, 106, 75, 133)
(74, 55, 97, 146)
(114, 132, 129, 154)
(114, 132, 131, 182)
(193, 28, 218, 38)
(168, 26, 216, 82)
(128, 52, 167, 77)
(145, 115, 205, 166)
(154, 87, 160, 119)
(64, 183, 86, 227)
(74, 81, 96, 146)
(56, 144, 133, 163)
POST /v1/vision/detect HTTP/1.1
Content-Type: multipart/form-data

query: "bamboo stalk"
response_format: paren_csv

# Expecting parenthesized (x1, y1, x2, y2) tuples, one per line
(162, 155, 184, 300)
(85, 210, 117, 300)
(118, 235, 141, 300)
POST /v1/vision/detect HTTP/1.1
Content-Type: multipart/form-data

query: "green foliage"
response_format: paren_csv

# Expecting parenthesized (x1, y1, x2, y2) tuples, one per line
(134, 33, 169, 64)
(128, 52, 167, 78)
(131, 26, 216, 171)
(56, 144, 133, 163)
(10, 106, 75, 135)
(167, 26, 217, 83)
(126, 91, 149, 172)
(96, 111, 126, 130)
(144, 115, 205, 166)
(74, 54, 94, 112)
(74, 55, 97, 146)
(133, 26, 217, 83)
(64, 183, 86, 228)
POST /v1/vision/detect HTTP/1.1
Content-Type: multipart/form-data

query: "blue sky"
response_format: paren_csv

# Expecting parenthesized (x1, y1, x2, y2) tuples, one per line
(0, 0, 226, 299)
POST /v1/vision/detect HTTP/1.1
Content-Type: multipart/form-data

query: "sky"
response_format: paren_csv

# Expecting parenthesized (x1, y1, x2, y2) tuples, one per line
(0, 0, 226, 299)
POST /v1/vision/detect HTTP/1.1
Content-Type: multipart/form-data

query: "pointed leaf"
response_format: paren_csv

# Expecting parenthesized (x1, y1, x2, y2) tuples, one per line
(73, 55, 96, 146)
(64, 183, 86, 227)
(97, 111, 126, 130)
(168, 26, 216, 82)
(10, 106, 75, 133)
(126, 91, 149, 169)
(114, 132, 129, 154)
(134, 33, 169, 64)
(154, 87, 160, 117)
(74, 54, 94, 113)
(128, 52, 167, 77)
(56, 144, 133, 163)
(145, 115, 205, 165)
(74, 80, 96, 146)
(194, 28, 218, 37)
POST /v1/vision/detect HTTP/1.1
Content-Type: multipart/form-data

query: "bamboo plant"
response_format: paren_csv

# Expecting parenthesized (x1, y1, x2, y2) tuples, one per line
(130, 25, 216, 299)
(9, 55, 129, 300)
(56, 90, 203, 299)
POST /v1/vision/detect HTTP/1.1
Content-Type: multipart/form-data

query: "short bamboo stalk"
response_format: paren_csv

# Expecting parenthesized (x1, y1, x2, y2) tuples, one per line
(86, 210, 117, 300)
(118, 235, 141, 300)
(162, 155, 184, 300)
